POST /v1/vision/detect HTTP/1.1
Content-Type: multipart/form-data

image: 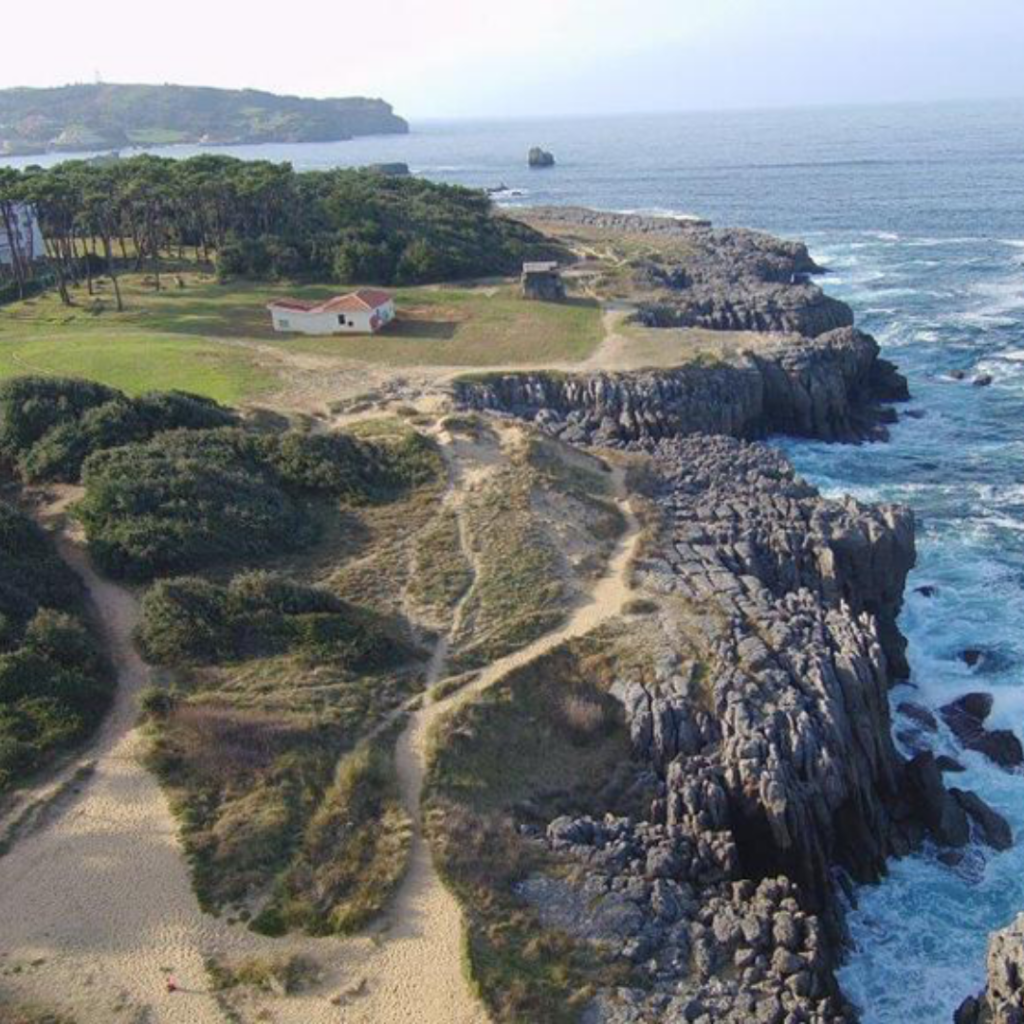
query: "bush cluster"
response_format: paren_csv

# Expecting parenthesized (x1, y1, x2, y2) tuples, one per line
(138, 571, 401, 669)
(0, 502, 111, 790)
(0, 376, 236, 483)
(76, 425, 441, 580)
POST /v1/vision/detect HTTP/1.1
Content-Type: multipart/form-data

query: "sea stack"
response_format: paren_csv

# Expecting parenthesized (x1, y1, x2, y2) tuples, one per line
(528, 146, 556, 168)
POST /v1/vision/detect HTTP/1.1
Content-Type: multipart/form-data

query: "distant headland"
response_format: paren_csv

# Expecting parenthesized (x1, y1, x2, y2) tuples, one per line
(0, 82, 409, 156)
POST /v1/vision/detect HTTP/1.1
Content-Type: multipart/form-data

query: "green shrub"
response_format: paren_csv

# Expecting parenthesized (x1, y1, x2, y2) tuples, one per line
(76, 424, 440, 581)
(138, 571, 404, 669)
(0, 505, 83, 646)
(77, 436, 308, 580)
(0, 505, 112, 792)
(0, 376, 237, 484)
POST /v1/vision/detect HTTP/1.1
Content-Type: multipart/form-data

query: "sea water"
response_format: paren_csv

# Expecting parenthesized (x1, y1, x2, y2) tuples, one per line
(8, 100, 1024, 1021)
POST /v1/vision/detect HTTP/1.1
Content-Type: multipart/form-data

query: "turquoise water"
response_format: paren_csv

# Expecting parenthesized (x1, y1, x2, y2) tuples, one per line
(8, 100, 1024, 1021)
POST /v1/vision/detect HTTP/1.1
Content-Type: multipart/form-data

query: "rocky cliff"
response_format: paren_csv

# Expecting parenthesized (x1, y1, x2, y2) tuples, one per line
(455, 327, 908, 446)
(514, 436, 1007, 1023)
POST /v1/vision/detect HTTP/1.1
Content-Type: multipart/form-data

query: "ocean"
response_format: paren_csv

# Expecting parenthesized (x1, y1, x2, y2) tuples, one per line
(8, 99, 1024, 1021)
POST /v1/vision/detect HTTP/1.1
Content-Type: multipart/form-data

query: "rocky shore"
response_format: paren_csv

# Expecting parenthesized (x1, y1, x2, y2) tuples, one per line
(514, 437, 1010, 1023)
(524, 205, 852, 337)
(455, 213, 1017, 1022)
(455, 326, 908, 445)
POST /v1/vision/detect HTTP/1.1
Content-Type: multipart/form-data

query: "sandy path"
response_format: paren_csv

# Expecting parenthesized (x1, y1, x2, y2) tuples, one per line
(342, 465, 641, 1023)
(0, 539, 232, 1022)
(0, 457, 639, 1024)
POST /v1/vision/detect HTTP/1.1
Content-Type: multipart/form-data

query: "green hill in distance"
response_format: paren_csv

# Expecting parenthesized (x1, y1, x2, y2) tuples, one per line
(0, 82, 409, 156)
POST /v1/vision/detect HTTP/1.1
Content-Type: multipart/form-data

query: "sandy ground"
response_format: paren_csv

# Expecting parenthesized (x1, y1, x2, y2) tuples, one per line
(0, 439, 641, 1024)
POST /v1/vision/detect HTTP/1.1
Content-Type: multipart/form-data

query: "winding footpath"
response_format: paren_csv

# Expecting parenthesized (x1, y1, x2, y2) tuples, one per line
(0, 464, 641, 1024)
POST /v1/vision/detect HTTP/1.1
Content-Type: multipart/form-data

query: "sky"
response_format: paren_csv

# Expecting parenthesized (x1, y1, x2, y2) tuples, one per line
(3, 0, 1024, 119)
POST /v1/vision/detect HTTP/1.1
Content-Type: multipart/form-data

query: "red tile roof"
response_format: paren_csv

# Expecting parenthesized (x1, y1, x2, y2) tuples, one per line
(268, 289, 393, 315)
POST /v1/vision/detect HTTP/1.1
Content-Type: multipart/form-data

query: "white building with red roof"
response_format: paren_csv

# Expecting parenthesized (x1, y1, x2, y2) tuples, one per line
(266, 289, 396, 336)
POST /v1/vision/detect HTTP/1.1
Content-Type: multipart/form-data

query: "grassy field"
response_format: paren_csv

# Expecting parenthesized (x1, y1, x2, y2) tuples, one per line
(0, 280, 276, 403)
(0, 272, 604, 404)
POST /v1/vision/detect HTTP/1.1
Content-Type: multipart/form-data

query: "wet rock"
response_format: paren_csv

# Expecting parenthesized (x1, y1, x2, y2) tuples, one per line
(915, 584, 939, 597)
(899, 702, 939, 732)
(941, 693, 1024, 769)
(944, 692, 994, 720)
(954, 995, 980, 1024)
(951, 789, 1013, 851)
(937, 755, 967, 774)
(974, 374, 995, 388)
(906, 753, 970, 847)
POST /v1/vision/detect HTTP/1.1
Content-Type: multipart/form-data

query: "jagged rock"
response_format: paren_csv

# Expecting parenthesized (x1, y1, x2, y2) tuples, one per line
(974, 375, 995, 388)
(899, 702, 939, 732)
(907, 753, 970, 847)
(951, 789, 1013, 850)
(937, 755, 967, 773)
(940, 693, 1024, 769)
(528, 147, 555, 168)
(455, 327, 908, 448)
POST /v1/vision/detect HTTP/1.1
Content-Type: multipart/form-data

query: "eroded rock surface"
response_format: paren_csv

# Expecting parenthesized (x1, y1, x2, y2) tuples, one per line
(512, 437, 983, 1022)
(455, 327, 907, 446)
(526, 205, 853, 337)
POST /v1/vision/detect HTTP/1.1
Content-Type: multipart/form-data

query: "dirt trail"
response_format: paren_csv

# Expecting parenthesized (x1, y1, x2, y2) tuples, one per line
(0, 536, 231, 1023)
(0, 457, 640, 1024)
(343, 463, 641, 1023)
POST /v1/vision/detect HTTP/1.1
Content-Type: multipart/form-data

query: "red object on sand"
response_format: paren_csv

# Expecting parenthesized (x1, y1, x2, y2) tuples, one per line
(166, 976, 178, 993)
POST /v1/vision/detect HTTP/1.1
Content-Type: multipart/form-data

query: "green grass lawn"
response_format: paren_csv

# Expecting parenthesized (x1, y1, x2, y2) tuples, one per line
(0, 279, 277, 403)
(0, 273, 604, 402)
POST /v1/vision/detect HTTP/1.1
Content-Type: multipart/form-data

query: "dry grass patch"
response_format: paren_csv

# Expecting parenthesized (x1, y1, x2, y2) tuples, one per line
(253, 733, 412, 937)
(206, 953, 320, 994)
(425, 630, 652, 1023)
(406, 508, 473, 628)
(451, 433, 624, 671)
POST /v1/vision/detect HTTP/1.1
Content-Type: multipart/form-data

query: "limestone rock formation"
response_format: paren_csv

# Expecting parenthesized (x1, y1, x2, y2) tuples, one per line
(526, 205, 850, 336)
(513, 436, 981, 1022)
(455, 327, 908, 446)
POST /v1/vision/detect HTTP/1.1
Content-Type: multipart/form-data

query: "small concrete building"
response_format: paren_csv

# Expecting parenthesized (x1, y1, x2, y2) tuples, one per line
(521, 261, 565, 302)
(267, 289, 396, 335)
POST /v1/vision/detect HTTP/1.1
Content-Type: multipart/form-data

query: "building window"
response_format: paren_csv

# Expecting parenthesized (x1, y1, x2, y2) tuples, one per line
(338, 315, 347, 326)
(279, 319, 290, 328)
